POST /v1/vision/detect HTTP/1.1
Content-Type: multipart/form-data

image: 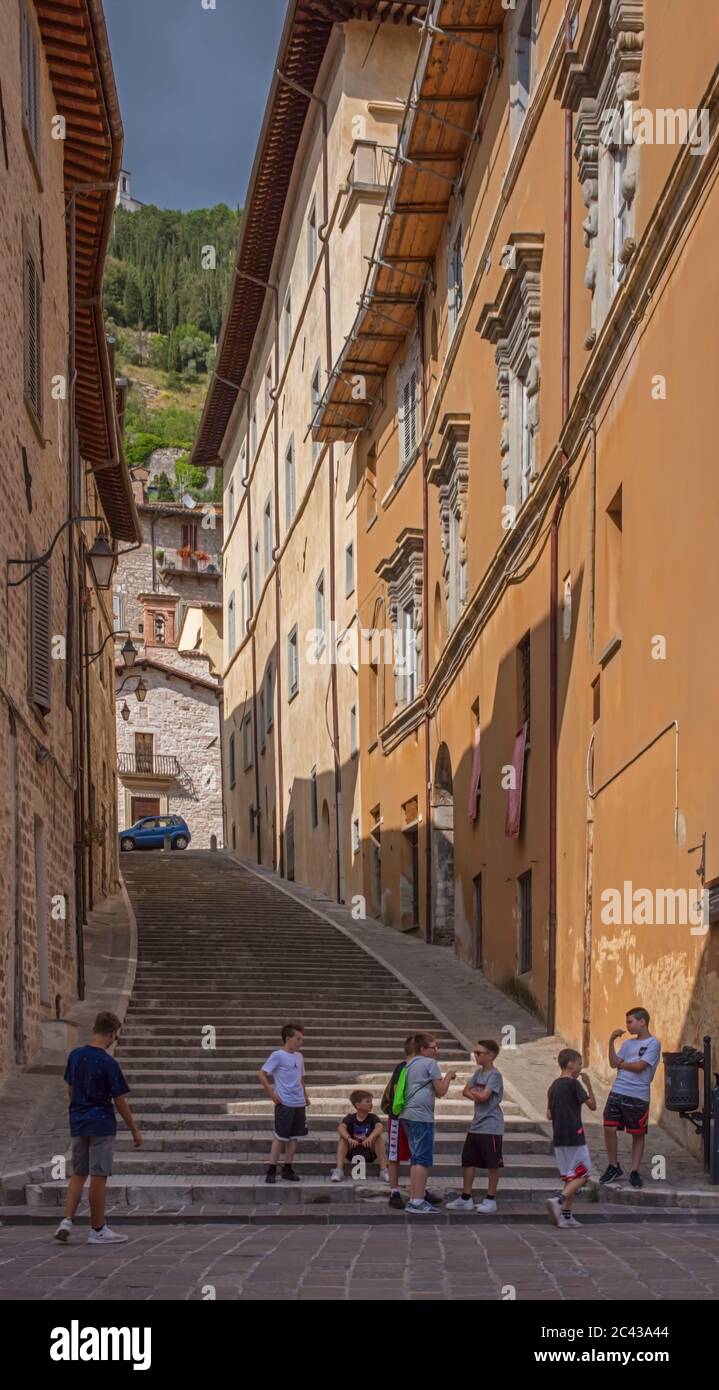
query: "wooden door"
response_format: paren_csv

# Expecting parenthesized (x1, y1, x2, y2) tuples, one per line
(131, 796, 160, 824)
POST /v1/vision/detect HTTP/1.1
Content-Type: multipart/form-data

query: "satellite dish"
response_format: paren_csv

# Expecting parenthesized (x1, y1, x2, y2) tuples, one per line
(182, 493, 197, 510)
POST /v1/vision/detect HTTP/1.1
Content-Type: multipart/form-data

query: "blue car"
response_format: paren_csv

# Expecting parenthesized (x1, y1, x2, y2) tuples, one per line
(119, 815, 191, 853)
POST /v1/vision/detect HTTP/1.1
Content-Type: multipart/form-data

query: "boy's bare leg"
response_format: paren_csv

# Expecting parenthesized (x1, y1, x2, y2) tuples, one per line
(461, 1166, 476, 1199)
(604, 1126, 619, 1165)
(561, 1174, 588, 1212)
(630, 1133, 645, 1172)
(88, 1176, 108, 1229)
(487, 1168, 501, 1198)
(269, 1138, 285, 1165)
(63, 1174, 86, 1220)
(373, 1133, 388, 1168)
(336, 1138, 349, 1169)
(410, 1164, 428, 1200)
(284, 1139, 297, 1167)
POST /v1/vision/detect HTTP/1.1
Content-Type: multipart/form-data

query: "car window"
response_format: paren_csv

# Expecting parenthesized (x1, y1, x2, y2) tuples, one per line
(142, 819, 159, 830)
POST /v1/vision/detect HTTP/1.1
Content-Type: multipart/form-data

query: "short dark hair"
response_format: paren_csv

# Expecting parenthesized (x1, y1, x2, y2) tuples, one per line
(412, 1032, 435, 1053)
(558, 1048, 582, 1069)
(627, 1007, 650, 1025)
(94, 1011, 121, 1037)
(281, 1022, 303, 1042)
(476, 1039, 500, 1058)
(350, 1089, 373, 1107)
(404, 1034, 415, 1056)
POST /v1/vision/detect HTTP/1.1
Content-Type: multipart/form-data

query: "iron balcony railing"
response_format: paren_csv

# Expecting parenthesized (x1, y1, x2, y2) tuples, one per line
(118, 753, 180, 778)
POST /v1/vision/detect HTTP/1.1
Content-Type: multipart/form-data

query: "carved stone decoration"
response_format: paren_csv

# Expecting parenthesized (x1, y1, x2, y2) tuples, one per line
(477, 234, 544, 505)
(555, 0, 645, 347)
(376, 528, 424, 708)
(427, 414, 470, 629)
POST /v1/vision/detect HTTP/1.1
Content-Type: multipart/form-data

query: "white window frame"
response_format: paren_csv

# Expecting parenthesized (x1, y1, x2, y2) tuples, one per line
(283, 289, 292, 364)
(311, 359, 322, 463)
(315, 572, 326, 656)
(228, 477, 235, 527)
(227, 591, 236, 655)
(345, 542, 355, 598)
(447, 209, 464, 338)
(241, 567, 250, 634)
(285, 437, 296, 525)
(242, 713, 253, 770)
(396, 344, 420, 473)
(288, 625, 299, 699)
(263, 495, 273, 576)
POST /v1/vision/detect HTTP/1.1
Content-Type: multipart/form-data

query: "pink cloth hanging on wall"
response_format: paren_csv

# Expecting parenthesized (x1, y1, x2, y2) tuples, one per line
(505, 722, 528, 838)
(468, 724, 481, 822)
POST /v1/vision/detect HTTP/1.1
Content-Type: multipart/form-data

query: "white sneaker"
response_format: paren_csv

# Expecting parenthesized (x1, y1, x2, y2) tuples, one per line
(87, 1225, 129, 1244)
(379, 1168, 390, 1183)
(330, 1168, 344, 1183)
(546, 1197, 563, 1226)
(476, 1198, 497, 1214)
(560, 1212, 581, 1228)
(447, 1195, 476, 1212)
(54, 1218, 73, 1242)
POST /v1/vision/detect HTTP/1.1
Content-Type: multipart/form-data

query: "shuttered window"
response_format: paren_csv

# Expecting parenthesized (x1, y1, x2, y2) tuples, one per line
(20, 2, 40, 163)
(397, 349, 419, 470)
(24, 241, 42, 427)
(28, 559, 51, 712)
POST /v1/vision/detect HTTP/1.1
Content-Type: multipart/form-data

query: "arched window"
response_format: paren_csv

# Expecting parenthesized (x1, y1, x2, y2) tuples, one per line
(154, 613, 166, 644)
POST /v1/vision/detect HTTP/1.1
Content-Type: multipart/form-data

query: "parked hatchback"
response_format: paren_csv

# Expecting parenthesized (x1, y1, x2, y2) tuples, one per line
(119, 816, 191, 852)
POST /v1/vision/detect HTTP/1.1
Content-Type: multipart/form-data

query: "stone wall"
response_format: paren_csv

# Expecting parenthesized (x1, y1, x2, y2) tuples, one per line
(114, 506, 223, 638)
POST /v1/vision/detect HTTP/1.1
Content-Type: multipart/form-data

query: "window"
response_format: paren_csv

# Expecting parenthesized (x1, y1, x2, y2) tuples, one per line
(519, 368, 534, 504)
(265, 663, 274, 731)
(448, 213, 464, 337)
(612, 144, 630, 296)
(283, 289, 292, 363)
(478, 237, 543, 509)
(240, 441, 247, 483)
(154, 613, 166, 645)
(518, 869, 532, 974)
(241, 568, 250, 634)
(20, 1, 40, 164)
(510, 0, 538, 143)
(366, 445, 377, 524)
(345, 542, 355, 597)
(352, 819, 360, 856)
(228, 478, 235, 527)
(350, 704, 358, 756)
(232, 822, 236, 850)
(315, 572, 326, 656)
(517, 632, 531, 733)
(377, 530, 423, 709)
(307, 196, 318, 277)
(311, 360, 322, 463)
(259, 690, 266, 750)
(135, 733, 154, 773)
(254, 534, 260, 598)
(263, 496, 273, 575)
(397, 348, 419, 470)
(28, 558, 51, 712)
(402, 603, 418, 704)
(242, 713, 253, 770)
(227, 591, 236, 654)
(288, 625, 299, 699)
(265, 361, 273, 416)
(251, 409, 258, 460)
(112, 591, 124, 632)
(310, 767, 318, 829)
(229, 733, 236, 789)
(23, 236, 43, 428)
(285, 438, 296, 525)
(605, 485, 623, 639)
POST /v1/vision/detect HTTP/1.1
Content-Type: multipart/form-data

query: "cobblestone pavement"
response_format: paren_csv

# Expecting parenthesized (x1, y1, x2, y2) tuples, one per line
(1, 1222, 719, 1300)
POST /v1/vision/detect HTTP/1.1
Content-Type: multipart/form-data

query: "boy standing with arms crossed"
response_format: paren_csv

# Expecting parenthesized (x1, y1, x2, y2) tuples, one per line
(600, 1007, 661, 1189)
(546, 1048, 597, 1228)
(448, 1040, 504, 1214)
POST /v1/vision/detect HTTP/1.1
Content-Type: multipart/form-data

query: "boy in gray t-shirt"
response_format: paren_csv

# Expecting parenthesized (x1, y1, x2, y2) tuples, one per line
(447, 1040, 504, 1214)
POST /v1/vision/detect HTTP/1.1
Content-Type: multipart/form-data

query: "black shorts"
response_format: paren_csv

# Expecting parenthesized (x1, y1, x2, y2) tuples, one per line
(273, 1104, 308, 1141)
(347, 1145, 379, 1166)
(603, 1092, 649, 1135)
(461, 1133, 504, 1169)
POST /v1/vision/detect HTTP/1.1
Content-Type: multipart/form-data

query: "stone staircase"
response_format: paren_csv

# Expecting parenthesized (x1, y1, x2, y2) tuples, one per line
(29, 852, 559, 1215)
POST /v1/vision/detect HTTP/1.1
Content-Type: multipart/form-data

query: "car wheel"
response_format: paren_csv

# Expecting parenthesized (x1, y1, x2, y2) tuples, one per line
(174, 836, 188, 850)
(121, 838, 135, 852)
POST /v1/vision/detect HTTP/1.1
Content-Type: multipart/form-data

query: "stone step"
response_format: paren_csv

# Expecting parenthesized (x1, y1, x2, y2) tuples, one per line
(122, 1081, 484, 1098)
(114, 1130, 551, 1155)
(126, 1098, 523, 1117)
(28, 1173, 565, 1208)
(115, 1046, 470, 1062)
(106, 1153, 556, 1178)
(112, 1110, 535, 1131)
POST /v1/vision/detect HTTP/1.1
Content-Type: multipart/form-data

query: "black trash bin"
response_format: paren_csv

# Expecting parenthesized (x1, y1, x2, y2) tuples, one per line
(663, 1047, 703, 1112)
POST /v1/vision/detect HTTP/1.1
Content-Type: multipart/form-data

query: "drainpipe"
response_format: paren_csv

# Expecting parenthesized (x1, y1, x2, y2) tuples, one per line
(418, 302, 432, 943)
(242, 393, 263, 866)
(547, 10, 574, 1034)
(67, 190, 86, 998)
(83, 566, 94, 911)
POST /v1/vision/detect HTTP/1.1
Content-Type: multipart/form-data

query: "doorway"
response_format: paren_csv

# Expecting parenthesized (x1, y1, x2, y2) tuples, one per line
(131, 796, 161, 824)
(432, 743, 455, 946)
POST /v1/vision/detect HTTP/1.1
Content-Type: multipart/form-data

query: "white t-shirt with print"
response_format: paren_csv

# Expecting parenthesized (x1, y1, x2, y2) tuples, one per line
(612, 1036, 661, 1101)
(262, 1049, 305, 1106)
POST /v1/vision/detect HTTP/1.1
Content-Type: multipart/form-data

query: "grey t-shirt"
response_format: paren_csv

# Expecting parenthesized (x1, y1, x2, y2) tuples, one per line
(401, 1056, 443, 1123)
(468, 1066, 504, 1134)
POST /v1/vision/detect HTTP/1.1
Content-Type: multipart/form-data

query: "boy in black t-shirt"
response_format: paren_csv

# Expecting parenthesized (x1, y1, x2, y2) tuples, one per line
(546, 1048, 597, 1228)
(331, 1089, 389, 1182)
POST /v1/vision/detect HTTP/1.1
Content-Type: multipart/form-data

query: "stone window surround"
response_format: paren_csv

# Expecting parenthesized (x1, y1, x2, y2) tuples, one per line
(427, 414, 470, 632)
(477, 233, 543, 509)
(396, 341, 420, 475)
(377, 528, 424, 709)
(139, 593, 179, 648)
(555, 0, 644, 349)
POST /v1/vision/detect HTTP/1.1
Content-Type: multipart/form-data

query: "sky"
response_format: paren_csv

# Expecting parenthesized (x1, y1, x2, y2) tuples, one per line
(104, 0, 289, 211)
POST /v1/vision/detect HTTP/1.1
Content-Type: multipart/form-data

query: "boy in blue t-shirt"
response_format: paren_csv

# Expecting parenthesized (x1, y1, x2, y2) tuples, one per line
(54, 1011, 142, 1245)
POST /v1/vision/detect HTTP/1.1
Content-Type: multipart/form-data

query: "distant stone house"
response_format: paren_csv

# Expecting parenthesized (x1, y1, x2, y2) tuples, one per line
(114, 478, 224, 847)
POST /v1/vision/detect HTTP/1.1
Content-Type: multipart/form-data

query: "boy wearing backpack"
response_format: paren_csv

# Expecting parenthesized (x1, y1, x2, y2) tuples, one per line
(383, 1034, 414, 1209)
(399, 1032, 457, 1214)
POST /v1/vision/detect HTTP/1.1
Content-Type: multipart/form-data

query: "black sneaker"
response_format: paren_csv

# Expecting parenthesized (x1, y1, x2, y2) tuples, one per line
(388, 1191, 405, 1211)
(425, 1189, 443, 1206)
(629, 1170, 643, 1189)
(281, 1165, 300, 1182)
(265, 1167, 277, 1185)
(599, 1164, 624, 1185)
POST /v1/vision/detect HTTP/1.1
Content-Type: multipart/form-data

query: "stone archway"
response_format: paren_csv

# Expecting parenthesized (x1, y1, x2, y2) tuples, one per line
(432, 743, 455, 946)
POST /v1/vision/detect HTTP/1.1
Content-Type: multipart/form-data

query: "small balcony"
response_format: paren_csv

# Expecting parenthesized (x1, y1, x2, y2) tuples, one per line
(118, 753, 180, 780)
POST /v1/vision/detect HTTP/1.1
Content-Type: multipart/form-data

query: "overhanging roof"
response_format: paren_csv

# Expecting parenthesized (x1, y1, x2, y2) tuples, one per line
(35, 0, 140, 542)
(191, 0, 430, 469)
(313, 0, 505, 442)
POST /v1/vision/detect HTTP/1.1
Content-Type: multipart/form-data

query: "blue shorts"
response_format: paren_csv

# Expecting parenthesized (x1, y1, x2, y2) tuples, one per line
(402, 1120, 434, 1167)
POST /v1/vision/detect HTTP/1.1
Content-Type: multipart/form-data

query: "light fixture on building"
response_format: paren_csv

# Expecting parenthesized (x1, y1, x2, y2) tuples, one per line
(120, 637, 137, 669)
(120, 701, 131, 722)
(86, 533, 117, 590)
(135, 679, 148, 703)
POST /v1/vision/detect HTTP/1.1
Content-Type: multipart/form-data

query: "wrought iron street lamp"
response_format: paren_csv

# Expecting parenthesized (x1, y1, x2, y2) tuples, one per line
(86, 629, 137, 669)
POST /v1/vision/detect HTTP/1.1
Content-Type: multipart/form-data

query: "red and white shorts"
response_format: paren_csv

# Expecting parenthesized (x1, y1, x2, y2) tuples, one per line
(387, 1115, 410, 1163)
(554, 1144, 592, 1183)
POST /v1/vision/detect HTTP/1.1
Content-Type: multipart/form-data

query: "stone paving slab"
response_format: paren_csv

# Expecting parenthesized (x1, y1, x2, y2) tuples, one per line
(1, 1221, 719, 1300)
(3, 1203, 718, 1227)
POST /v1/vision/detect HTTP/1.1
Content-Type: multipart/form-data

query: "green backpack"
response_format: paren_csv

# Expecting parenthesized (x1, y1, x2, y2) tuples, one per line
(391, 1064, 409, 1117)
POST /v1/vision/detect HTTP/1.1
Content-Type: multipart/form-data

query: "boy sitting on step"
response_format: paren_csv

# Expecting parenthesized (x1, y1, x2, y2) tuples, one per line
(331, 1090, 389, 1183)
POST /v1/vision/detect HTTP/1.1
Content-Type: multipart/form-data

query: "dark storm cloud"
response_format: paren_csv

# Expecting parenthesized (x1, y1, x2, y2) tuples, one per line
(104, 0, 288, 210)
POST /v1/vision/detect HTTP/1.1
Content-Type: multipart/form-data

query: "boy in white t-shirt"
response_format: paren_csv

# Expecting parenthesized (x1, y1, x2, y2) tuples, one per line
(258, 1023, 309, 1184)
(600, 1007, 661, 1190)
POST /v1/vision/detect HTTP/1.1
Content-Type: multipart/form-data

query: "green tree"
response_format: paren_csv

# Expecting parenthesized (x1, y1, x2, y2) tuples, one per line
(122, 270, 143, 327)
(153, 471, 176, 502)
